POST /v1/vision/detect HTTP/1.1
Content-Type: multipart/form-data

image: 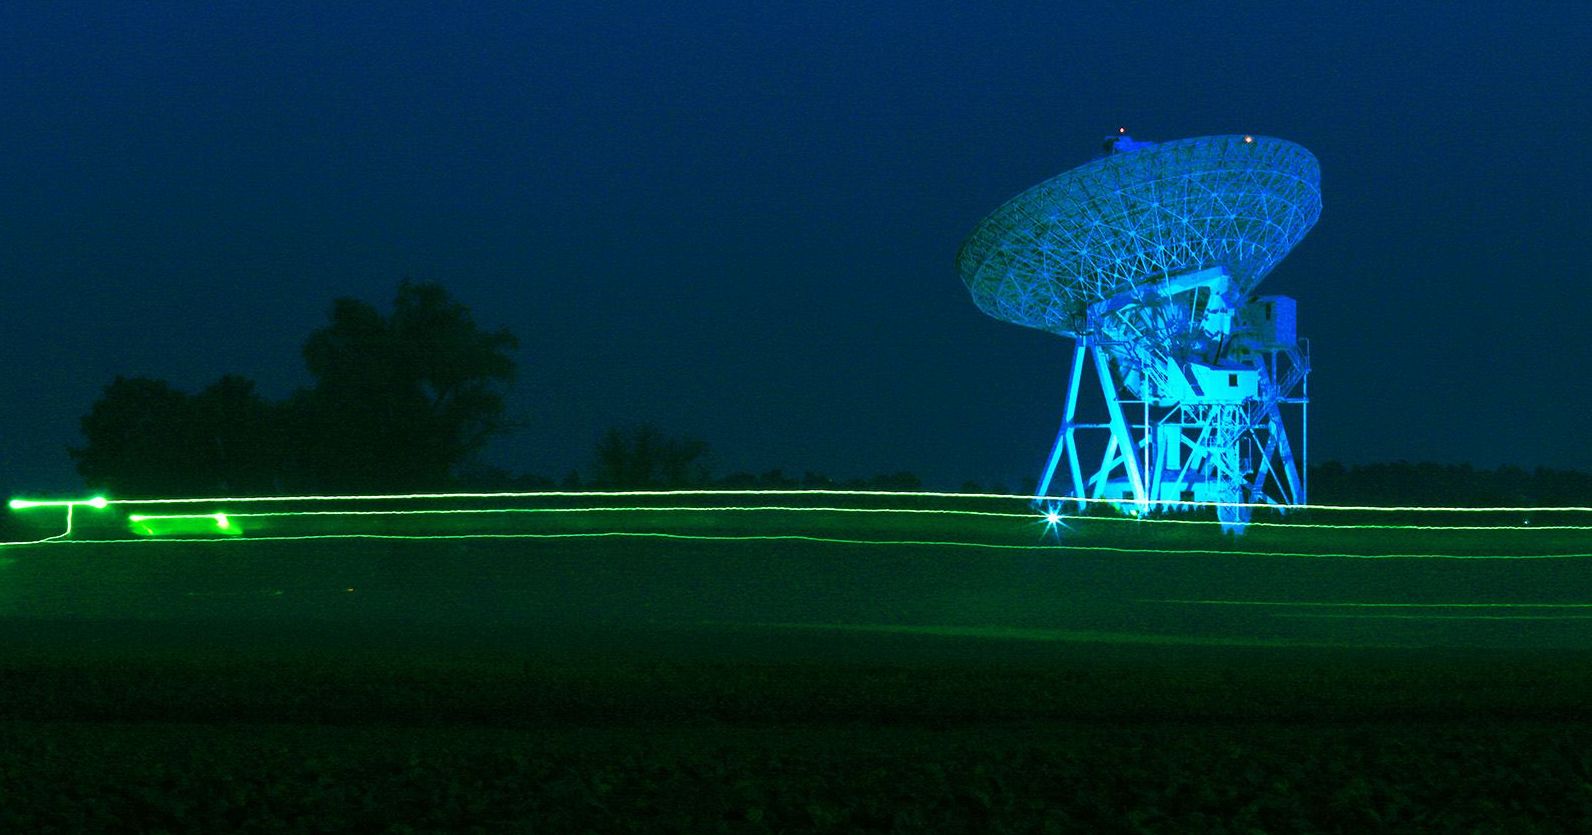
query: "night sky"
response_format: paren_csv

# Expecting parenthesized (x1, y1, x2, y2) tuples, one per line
(3, 3, 1588, 494)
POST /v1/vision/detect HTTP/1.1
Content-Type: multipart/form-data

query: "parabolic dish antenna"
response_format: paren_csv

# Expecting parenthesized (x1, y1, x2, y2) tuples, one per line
(960, 134, 1320, 337)
(960, 134, 1321, 531)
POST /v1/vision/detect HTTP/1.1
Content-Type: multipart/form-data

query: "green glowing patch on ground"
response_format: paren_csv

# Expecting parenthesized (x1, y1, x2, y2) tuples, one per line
(128, 513, 241, 537)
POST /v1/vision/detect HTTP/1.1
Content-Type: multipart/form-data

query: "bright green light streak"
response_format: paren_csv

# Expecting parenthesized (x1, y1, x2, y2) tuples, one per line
(9, 496, 107, 510)
(82, 488, 1592, 514)
(90, 500, 1591, 532)
(1054, 514, 1592, 532)
(226, 504, 1035, 521)
(14, 529, 1592, 559)
(0, 504, 77, 546)
(15, 531, 1087, 550)
(128, 513, 222, 523)
(128, 512, 233, 525)
(107, 488, 1024, 506)
(122, 503, 1592, 533)
(128, 512, 233, 527)
(1035, 495, 1592, 513)
(156, 502, 1592, 538)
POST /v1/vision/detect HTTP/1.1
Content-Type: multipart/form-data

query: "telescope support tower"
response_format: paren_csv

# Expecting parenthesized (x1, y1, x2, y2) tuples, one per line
(1034, 270, 1310, 532)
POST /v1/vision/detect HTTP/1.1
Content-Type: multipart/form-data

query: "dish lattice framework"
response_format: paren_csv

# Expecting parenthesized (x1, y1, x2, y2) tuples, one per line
(959, 135, 1321, 337)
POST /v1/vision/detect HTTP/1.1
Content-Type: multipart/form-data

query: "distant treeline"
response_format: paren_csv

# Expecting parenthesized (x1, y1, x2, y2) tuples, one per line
(67, 280, 518, 499)
(458, 424, 928, 493)
(482, 452, 1592, 508)
(9, 280, 1591, 516)
(1306, 461, 1592, 507)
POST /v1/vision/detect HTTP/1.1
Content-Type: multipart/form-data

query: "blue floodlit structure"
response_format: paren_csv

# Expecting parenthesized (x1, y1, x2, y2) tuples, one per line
(959, 133, 1322, 531)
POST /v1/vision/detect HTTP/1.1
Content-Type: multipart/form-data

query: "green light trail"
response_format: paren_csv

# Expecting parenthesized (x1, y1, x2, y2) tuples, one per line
(8, 528, 1589, 559)
(5, 531, 1083, 550)
(111, 504, 1592, 533)
(127, 513, 233, 524)
(9, 488, 1576, 515)
(0, 504, 78, 546)
(1037, 495, 1592, 514)
(7, 490, 1589, 553)
(8, 496, 107, 510)
(221, 505, 1037, 521)
(1054, 514, 1591, 532)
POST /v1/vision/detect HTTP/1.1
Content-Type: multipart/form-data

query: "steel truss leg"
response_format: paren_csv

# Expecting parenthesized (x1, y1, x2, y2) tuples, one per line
(1035, 343, 1088, 506)
(1094, 347, 1148, 510)
(1034, 341, 1147, 513)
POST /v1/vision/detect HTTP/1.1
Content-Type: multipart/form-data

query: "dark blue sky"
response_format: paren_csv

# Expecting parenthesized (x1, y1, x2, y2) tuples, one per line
(3, 2, 1589, 492)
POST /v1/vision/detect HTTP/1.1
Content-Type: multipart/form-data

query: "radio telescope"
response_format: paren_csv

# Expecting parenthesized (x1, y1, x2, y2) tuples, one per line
(958, 133, 1321, 531)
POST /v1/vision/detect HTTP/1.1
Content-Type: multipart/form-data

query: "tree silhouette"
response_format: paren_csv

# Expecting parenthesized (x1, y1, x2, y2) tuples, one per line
(288, 280, 518, 490)
(593, 425, 710, 488)
(188, 375, 281, 494)
(70, 374, 279, 497)
(71, 376, 192, 496)
(70, 280, 517, 496)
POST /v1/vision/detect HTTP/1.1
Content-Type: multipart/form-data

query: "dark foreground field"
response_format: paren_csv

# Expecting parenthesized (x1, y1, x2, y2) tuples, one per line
(2, 519, 1591, 832)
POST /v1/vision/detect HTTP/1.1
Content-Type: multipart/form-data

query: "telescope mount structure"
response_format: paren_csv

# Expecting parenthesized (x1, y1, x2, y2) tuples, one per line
(958, 134, 1321, 531)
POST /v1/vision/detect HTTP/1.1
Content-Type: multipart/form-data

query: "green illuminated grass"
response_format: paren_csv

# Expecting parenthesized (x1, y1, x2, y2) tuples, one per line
(1144, 599, 1592, 608)
(5, 494, 1592, 831)
(6, 489, 1590, 560)
(728, 621, 1388, 649)
(1275, 612, 1592, 621)
(10, 529, 1588, 559)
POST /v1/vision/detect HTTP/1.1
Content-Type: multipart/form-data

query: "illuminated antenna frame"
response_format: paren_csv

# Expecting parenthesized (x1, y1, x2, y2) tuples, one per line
(959, 134, 1321, 531)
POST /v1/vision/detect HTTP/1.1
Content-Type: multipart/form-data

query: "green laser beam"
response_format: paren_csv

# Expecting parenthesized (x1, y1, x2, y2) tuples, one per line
(6, 531, 1082, 550)
(118, 503, 1592, 534)
(7, 496, 107, 510)
(7, 529, 1590, 559)
(10, 488, 1578, 514)
(127, 513, 233, 524)
(221, 505, 1037, 520)
(1038, 495, 1592, 513)
(1057, 515, 1591, 531)
(0, 504, 77, 546)
(119, 502, 1592, 533)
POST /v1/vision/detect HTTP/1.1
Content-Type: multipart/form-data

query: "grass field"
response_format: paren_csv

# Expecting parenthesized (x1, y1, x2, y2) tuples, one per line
(3, 494, 1591, 831)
